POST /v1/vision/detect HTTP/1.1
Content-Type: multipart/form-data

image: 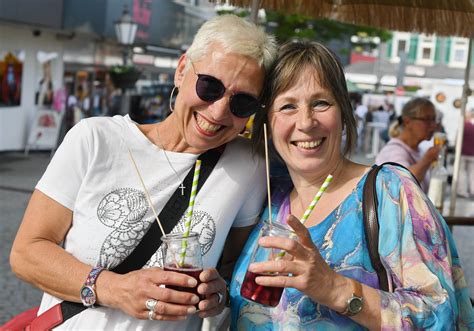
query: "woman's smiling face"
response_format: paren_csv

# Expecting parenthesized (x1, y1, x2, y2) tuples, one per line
(269, 66, 343, 177)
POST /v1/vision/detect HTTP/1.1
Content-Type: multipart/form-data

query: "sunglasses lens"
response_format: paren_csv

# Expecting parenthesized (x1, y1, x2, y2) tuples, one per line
(230, 93, 260, 118)
(196, 75, 225, 102)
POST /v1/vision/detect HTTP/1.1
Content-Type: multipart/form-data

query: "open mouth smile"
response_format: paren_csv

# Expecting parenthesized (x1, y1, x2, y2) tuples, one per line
(194, 113, 224, 136)
(291, 138, 325, 149)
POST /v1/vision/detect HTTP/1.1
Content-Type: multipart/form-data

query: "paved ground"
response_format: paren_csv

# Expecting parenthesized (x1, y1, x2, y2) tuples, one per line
(1, 151, 473, 325)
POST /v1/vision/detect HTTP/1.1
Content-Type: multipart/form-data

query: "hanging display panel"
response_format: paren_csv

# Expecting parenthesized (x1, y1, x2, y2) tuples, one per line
(0, 50, 24, 107)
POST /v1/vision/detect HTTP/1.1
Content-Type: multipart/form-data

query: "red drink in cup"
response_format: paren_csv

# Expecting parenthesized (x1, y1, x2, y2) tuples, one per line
(240, 220, 293, 307)
(241, 270, 284, 307)
(162, 232, 204, 306)
(163, 264, 203, 298)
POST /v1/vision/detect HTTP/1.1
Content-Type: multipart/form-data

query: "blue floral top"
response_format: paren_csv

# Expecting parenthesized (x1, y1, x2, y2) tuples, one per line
(230, 165, 474, 330)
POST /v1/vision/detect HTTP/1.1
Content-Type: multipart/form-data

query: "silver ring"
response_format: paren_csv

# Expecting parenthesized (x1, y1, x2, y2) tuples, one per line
(216, 291, 224, 304)
(145, 298, 158, 311)
(148, 309, 154, 320)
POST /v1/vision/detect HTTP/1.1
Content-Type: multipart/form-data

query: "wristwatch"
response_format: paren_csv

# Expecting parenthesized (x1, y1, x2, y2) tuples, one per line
(80, 266, 105, 307)
(340, 278, 364, 316)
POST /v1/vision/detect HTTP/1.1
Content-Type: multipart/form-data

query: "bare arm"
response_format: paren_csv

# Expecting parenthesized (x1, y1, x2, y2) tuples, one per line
(10, 189, 92, 302)
(10, 190, 202, 320)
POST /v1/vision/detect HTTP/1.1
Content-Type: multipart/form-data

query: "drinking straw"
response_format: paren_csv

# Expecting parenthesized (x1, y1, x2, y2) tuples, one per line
(127, 148, 166, 237)
(275, 173, 333, 259)
(263, 123, 272, 226)
(299, 174, 333, 224)
(179, 159, 201, 266)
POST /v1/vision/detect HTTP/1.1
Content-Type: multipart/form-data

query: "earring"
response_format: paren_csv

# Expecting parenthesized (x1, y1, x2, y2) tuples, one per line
(169, 86, 179, 112)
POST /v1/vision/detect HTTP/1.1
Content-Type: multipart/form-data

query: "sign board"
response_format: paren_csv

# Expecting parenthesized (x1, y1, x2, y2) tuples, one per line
(25, 109, 63, 153)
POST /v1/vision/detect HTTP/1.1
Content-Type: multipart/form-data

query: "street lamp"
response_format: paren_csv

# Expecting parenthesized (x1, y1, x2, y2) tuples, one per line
(114, 5, 137, 65)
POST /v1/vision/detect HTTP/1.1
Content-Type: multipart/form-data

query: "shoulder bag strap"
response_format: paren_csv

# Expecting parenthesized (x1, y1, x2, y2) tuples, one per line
(30, 148, 223, 330)
(362, 161, 417, 292)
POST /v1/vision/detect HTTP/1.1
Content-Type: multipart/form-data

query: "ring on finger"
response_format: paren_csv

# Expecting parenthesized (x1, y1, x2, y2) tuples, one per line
(216, 291, 224, 304)
(148, 309, 154, 320)
(145, 298, 158, 311)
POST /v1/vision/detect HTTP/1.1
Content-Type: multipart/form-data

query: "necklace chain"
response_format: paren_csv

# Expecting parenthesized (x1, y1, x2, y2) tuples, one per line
(155, 126, 186, 195)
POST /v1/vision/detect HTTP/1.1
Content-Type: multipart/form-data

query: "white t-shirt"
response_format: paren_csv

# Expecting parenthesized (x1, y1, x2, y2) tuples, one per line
(355, 104, 368, 121)
(35, 115, 266, 330)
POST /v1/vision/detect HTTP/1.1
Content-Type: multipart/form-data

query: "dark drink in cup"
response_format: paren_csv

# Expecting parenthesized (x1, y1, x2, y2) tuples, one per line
(240, 220, 293, 307)
(161, 232, 203, 307)
(164, 264, 204, 299)
(241, 270, 283, 307)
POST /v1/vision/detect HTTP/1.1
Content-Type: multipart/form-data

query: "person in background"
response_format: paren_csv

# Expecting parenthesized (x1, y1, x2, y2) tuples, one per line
(230, 41, 474, 330)
(457, 110, 474, 198)
(375, 98, 440, 192)
(354, 96, 368, 152)
(10, 15, 276, 330)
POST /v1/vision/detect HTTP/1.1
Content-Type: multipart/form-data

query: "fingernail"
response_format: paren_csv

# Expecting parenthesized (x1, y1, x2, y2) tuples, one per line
(188, 278, 197, 287)
(191, 295, 200, 304)
(187, 307, 196, 314)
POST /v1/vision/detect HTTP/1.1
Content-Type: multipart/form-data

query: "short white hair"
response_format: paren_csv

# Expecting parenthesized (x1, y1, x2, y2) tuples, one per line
(185, 14, 276, 72)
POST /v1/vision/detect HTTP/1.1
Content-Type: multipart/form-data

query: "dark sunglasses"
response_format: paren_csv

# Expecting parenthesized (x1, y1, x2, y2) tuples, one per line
(190, 61, 262, 118)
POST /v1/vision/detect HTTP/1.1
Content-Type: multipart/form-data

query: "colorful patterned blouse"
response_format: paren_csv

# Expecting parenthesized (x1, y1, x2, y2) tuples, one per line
(230, 165, 474, 330)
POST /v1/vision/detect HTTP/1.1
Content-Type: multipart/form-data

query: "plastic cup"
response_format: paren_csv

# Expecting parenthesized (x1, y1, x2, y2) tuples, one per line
(240, 220, 293, 307)
(434, 132, 447, 148)
(161, 232, 204, 303)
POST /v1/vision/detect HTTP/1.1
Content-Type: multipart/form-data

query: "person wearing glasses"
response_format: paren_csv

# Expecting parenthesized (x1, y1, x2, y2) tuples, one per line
(10, 15, 276, 330)
(229, 41, 474, 330)
(375, 97, 441, 192)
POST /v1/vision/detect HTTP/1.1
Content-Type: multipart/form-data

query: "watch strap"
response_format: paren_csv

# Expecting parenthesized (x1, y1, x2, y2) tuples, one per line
(84, 266, 104, 286)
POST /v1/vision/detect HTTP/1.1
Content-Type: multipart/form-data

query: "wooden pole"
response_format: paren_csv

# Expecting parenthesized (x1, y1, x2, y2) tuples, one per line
(250, 0, 260, 23)
(449, 36, 473, 216)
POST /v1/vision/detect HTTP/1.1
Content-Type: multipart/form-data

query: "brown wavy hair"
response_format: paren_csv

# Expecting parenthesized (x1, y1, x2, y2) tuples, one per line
(251, 40, 357, 157)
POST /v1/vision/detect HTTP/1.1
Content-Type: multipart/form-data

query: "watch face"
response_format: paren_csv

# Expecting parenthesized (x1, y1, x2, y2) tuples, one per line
(80, 285, 96, 307)
(349, 297, 363, 314)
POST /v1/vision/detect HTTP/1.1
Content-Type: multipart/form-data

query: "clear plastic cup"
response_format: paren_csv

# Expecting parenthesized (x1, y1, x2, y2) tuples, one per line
(161, 232, 204, 302)
(240, 220, 293, 307)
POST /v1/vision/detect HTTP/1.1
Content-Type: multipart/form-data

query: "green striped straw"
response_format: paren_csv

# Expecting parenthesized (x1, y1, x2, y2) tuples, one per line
(178, 159, 201, 267)
(300, 174, 333, 224)
(275, 173, 333, 259)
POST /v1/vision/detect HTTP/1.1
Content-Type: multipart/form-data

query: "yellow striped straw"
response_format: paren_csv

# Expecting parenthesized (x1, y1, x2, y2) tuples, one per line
(179, 159, 201, 267)
(275, 173, 333, 259)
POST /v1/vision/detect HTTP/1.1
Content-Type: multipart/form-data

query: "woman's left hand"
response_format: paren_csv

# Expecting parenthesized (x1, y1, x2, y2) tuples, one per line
(196, 268, 227, 318)
(249, 214, 345, 307)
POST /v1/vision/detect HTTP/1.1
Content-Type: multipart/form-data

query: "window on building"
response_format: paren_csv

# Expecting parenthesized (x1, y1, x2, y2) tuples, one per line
(422, 47, 431, 59)
(454, 49, 465, 62)
(391, 32, 410, 63)
(397, 40, 407, 57)
(449, 38, 469, 67)
(416, 34, 436, 65)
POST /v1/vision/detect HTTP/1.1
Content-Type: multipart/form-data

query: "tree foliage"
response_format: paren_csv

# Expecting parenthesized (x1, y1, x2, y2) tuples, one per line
(217, 9, 391, 47)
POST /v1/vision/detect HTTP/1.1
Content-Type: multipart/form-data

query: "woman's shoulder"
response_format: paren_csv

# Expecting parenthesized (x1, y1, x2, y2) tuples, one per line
(374, 163, 421, 198)
(224, 136, 264, 165)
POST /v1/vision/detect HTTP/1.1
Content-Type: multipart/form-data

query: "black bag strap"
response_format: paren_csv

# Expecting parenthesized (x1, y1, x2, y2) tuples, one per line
(362, 161, 418, 292)
(56, 148, 222, 324)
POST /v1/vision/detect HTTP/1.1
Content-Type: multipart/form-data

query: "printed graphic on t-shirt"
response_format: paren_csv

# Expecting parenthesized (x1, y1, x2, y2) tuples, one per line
(96, 188, 149, 267)
(96, 188, 216, 268)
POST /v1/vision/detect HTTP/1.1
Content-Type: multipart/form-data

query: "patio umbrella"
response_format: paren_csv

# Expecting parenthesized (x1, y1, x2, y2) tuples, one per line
(215, 0, 473, 216)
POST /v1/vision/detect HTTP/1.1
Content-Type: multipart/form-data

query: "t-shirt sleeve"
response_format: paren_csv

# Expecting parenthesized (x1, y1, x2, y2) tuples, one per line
(36, 120, 92, 210)
(231, 155, 266, 228)
(376, 166, 474, 329)
(375, 143, 412, 168)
